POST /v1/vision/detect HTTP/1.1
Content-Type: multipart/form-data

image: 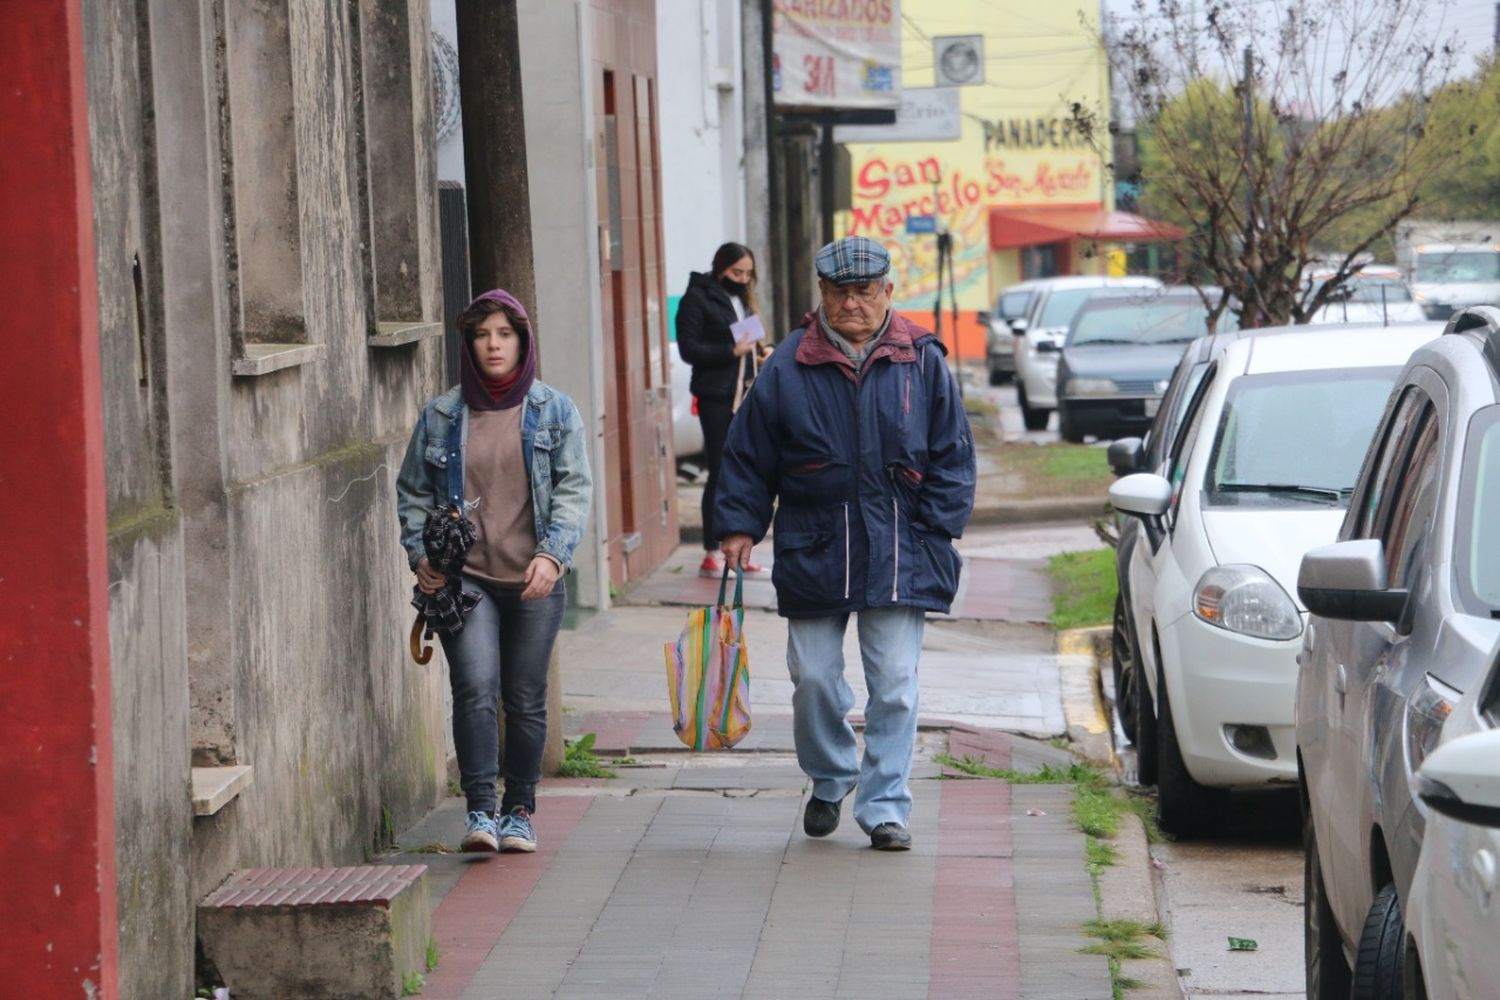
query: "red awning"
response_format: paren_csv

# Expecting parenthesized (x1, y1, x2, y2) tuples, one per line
(989, 207, 1185, 250)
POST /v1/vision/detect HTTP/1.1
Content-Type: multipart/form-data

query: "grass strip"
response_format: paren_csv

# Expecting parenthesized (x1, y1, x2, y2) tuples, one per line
(1047, 548, 1118, 630)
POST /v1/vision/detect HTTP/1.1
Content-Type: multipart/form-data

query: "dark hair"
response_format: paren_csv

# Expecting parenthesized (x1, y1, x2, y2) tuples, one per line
(710, 242, 759, 315)
(457, 298, 530, 341)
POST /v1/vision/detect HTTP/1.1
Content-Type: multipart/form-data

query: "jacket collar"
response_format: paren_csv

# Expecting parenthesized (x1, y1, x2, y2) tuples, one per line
(434, 380, 552, 418)
(794, 309, 925, 377)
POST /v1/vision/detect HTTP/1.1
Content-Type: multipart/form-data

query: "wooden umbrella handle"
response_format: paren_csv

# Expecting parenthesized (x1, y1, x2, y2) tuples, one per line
(410, 614, 433, 664)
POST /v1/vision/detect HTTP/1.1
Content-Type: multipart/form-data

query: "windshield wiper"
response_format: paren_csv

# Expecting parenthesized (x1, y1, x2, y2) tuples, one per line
(1217, 482, 1345, 502)
(1071, 338, 1140, 346)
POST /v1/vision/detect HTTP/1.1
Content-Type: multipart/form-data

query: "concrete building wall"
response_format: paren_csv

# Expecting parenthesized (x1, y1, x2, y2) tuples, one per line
(518, 0, 612, 610)
(83, 1, 449, 993)
(657, 0, 749, 324)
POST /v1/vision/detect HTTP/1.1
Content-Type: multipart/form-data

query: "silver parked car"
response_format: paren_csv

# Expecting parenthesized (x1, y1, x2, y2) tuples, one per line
(1012, 275, 1163, 431)
(1406, 638, 1500, 1000)
(1295, 306, 1500, 999)
(980, 279, 1041, 386)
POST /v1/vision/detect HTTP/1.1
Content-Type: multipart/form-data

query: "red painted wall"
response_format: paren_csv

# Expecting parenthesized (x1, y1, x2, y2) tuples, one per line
(0, 1, 119, 996)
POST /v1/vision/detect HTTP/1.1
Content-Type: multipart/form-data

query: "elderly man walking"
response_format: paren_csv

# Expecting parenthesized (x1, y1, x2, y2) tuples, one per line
(715, 236, 976, 850)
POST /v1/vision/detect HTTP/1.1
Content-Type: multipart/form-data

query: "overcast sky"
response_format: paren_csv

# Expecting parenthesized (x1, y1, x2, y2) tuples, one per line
(1098, 0, 1498, 82)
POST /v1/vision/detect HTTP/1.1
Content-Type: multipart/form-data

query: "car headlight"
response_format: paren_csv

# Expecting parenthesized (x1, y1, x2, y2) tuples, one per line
(1193, 565, 1303, 640)
(1412, 289, 1426, 303)
(1066, 377, 1118, 396)
(1406, 674, 1460, 773)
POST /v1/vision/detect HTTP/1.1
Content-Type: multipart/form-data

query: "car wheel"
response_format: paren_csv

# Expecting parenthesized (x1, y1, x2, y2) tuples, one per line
(1059, 407, 1085, 443)
(1134, 633, 1160, 786)
(1112, 595, 1138, 744)
(988, 364, 1006, 387)
(1304, 802, 1353, 999)
(1155, 670, 1223, 837)
(1018, 383, 1050, 431)
(1353, 884, 1404, 1000)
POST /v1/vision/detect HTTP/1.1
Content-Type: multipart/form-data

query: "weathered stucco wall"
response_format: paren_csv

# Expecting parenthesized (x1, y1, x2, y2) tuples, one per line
(85, 1, 448, 994)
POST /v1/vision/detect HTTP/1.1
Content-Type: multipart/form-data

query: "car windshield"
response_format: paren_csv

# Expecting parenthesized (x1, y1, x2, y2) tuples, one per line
(1313, 276, 1414, 303)
(1204, 368, 1400, 506)
(1037, 286, 1147, 328)
(998, 290, 1032, 320)
(1415, 252, 1500, 283)
(1459, 406, 1500, 609)
(1068, 300, 1231, 347)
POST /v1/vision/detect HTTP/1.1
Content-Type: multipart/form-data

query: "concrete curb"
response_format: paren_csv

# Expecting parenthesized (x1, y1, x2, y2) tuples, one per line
(1059, 625, 1184, 1000)
(1057, 626, 1114, 767)
(1098, 813, 1182, 1000)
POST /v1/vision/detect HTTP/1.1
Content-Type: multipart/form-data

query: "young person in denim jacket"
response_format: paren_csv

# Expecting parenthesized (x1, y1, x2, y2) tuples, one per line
(396, 289, 592, 853)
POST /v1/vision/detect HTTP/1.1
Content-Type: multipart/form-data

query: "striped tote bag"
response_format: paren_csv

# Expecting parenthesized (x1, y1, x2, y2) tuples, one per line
(663, 566, 753, 750)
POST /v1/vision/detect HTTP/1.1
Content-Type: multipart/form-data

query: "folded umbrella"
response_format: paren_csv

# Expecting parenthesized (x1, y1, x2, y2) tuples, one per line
(409, 502, 483, 663)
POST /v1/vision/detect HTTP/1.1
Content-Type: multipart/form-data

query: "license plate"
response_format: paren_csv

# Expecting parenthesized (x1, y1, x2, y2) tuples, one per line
(1144, 397, 1161, 417)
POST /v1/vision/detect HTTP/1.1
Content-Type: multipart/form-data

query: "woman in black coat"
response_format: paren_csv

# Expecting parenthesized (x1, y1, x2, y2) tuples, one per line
(675, 241, 768, 577)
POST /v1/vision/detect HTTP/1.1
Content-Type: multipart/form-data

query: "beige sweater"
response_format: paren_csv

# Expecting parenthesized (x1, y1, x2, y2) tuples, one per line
(462, 407, 537, 587)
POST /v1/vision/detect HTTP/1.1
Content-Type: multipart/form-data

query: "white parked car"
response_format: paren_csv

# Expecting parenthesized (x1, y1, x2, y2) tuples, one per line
(1013, 276, 1162, 431)
(1305, 266, 1427, 325)
(1109, 324, 1438, 835)
(1408, 662, 1500, 1000)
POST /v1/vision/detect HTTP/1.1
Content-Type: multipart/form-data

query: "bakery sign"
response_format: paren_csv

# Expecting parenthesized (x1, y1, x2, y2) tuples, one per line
(772, 0, 902, 110)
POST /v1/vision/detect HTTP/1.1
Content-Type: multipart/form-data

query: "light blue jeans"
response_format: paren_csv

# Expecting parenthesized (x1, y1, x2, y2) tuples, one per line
(786, 606, 926, 833)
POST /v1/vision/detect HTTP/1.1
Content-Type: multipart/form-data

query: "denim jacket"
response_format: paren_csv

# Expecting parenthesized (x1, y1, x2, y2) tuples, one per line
(395, 381, 593, 572)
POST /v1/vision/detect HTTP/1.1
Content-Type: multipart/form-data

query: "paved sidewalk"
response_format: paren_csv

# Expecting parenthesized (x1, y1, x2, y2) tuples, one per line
(387, 524, 1124, 999)
(392, 723, 1109, 1000)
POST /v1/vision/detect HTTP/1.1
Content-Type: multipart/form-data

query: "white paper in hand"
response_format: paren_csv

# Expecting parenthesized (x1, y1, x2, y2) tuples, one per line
(730, 313, 765, 345)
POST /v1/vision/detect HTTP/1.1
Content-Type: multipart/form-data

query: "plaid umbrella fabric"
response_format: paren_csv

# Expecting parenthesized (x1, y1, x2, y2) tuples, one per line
(411, 502, 483, 637)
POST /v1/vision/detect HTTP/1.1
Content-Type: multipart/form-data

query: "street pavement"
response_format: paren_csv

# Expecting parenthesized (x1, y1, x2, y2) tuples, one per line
(387, 522, 1139, 999)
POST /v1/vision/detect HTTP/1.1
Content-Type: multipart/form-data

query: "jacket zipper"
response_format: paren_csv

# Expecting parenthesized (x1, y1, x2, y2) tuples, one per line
(843, 502, 851, 600)
(891, 497, 899, 601)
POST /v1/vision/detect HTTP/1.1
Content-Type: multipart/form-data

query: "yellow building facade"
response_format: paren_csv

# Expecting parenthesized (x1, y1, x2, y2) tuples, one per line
(840, 1, 1157, 357)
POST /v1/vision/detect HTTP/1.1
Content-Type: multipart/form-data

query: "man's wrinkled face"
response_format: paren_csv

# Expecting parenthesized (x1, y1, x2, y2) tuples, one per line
(819, 278, 893, 341)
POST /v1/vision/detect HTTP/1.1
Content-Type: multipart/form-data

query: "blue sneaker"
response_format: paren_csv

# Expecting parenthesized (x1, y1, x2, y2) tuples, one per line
(497, 806, 537, 853)
(460, 810, 498, 853)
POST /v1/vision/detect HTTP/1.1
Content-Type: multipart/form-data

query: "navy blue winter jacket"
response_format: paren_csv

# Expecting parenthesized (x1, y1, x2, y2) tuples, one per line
(713, 311, 977, 618)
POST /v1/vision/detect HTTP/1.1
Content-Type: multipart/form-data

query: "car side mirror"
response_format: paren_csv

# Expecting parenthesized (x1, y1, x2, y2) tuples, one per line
(1107, 437, 1146, 477)
(1108, 473, 1172, 518)
(1297, 540, 1410, 623)
(1010, 318, 1029, 334)
(977, 311, 991, 325)
(1035, 339, 1060, 354)
(1416, 729, 1500, 828)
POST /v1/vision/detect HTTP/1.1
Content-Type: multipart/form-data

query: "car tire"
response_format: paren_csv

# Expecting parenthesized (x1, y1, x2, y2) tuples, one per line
(1304, 806, 1353, 1000)
(1353, 884, 1404, 1000)
(1059, 405, 1085, 443)
(1018, 383, 1050, 431)
(989, 365, 1005, 387)
(1112, 595, 1138, 744)
(1155, 670, 1222, 837)
(1134, 632, 1161, 786)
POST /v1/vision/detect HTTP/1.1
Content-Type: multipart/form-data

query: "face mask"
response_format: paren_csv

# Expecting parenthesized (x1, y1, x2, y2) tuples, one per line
(719, 276, 748, 295)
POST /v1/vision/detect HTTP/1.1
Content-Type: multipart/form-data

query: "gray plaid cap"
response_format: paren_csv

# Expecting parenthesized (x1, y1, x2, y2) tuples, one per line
(815, 236, 891, 286)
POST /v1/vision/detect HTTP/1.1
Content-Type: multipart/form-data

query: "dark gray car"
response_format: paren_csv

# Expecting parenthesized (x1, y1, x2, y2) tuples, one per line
(1295, 306, 1500, 998)
(1057, 290, 1229, 443)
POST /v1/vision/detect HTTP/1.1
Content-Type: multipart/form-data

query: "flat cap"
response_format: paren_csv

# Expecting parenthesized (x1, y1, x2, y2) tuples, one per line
(815, 236, 891, 286)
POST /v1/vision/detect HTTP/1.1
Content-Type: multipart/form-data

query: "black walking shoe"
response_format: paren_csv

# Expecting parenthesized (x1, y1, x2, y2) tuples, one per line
(869, 823, 912, 851)
(803, 793, 846, 838)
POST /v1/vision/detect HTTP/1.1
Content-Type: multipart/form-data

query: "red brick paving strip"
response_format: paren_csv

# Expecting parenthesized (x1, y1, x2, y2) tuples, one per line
(419, 797, 592, 999)
(929, 779, 1021, 999)
(563, 710, 655, 756)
